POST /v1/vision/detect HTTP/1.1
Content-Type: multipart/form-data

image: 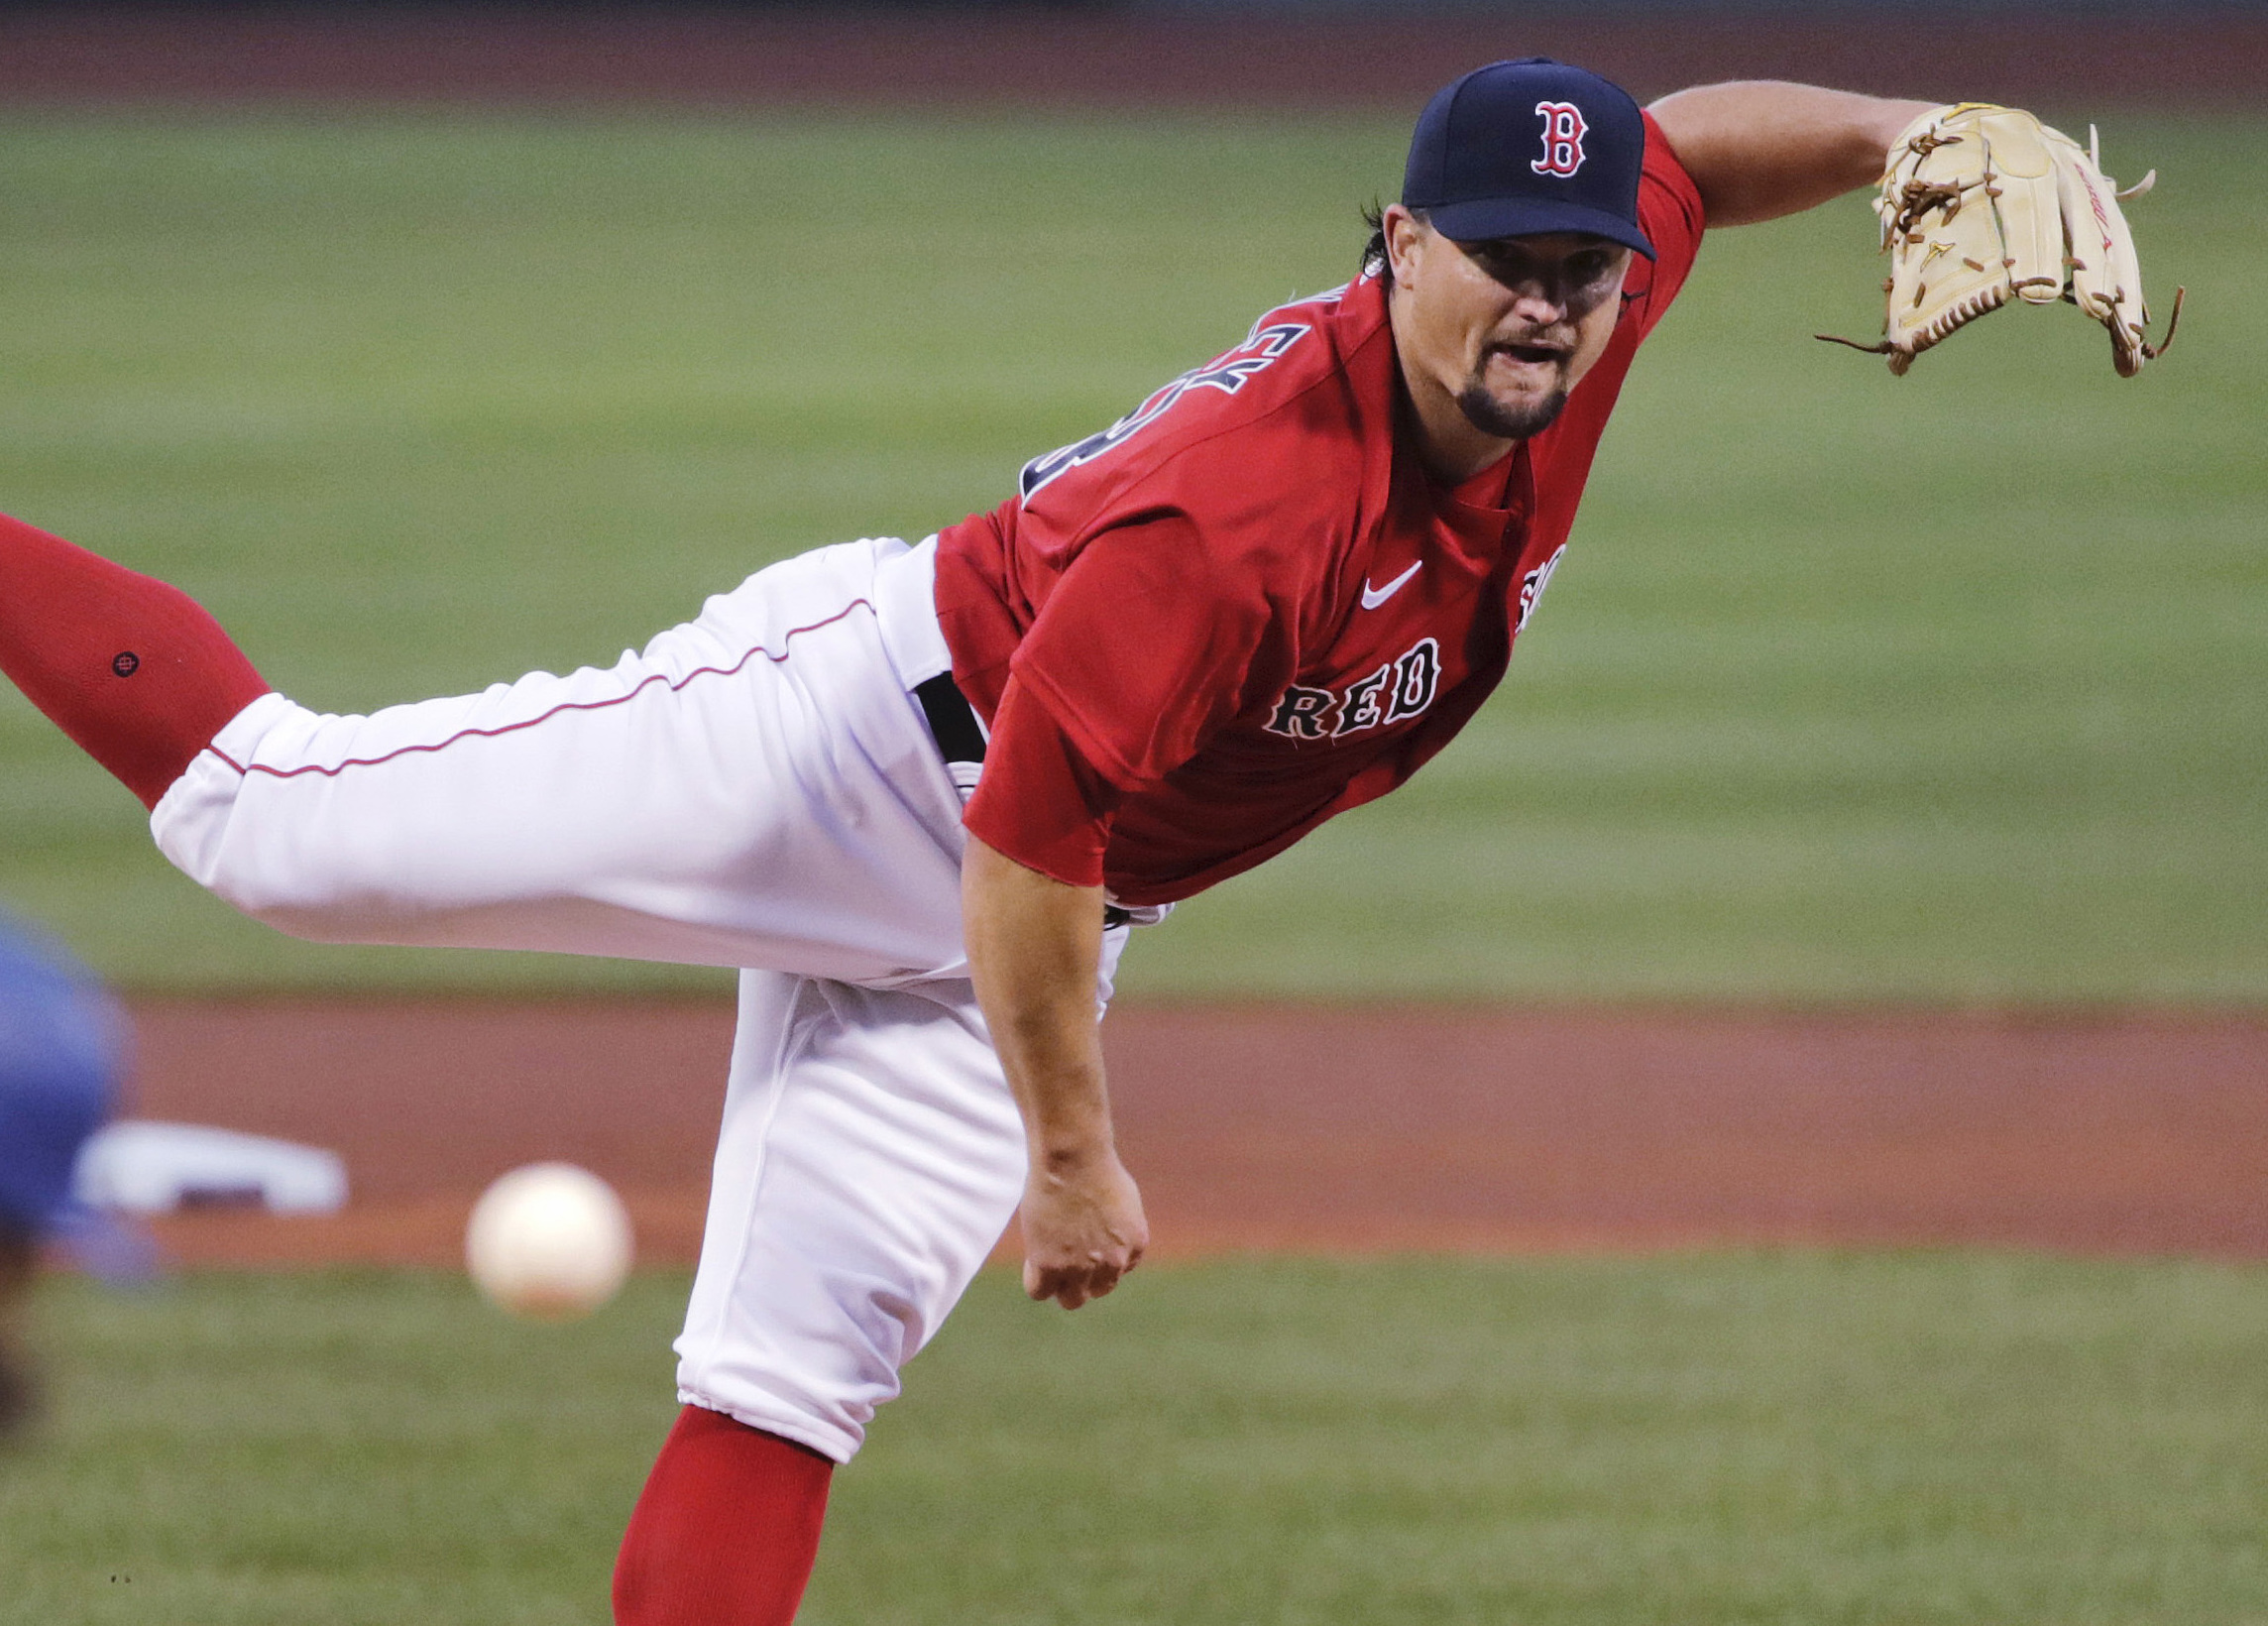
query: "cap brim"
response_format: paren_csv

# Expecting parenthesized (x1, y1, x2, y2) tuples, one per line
(1421, 197, 1655, 261)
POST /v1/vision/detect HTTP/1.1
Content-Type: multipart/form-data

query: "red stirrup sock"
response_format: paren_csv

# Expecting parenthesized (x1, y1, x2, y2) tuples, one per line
(0, 514, 271, 809)
(613, 1405, 836, 1626)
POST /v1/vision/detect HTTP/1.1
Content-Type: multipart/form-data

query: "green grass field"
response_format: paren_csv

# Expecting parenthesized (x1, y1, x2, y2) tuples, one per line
(0, 110, 2259, 1002)
(7, 1255, 2268, 1625)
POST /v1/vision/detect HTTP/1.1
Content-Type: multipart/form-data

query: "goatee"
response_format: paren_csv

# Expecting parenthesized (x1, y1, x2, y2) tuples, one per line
(1456, 381, 1569, 442)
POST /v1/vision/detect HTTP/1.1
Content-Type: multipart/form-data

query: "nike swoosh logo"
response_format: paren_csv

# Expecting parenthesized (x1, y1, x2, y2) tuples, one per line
(1360, 561, 1421, 611)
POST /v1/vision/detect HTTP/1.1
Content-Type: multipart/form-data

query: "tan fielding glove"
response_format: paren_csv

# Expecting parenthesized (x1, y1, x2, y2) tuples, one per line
(1827, 102, 2181, 377)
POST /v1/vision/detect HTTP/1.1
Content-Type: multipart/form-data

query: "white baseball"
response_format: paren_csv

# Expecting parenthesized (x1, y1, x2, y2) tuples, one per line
(465, 1162, 633, 1321)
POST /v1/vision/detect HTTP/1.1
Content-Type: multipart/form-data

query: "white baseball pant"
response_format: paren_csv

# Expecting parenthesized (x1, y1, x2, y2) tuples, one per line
(150, 535, 1134, 1461)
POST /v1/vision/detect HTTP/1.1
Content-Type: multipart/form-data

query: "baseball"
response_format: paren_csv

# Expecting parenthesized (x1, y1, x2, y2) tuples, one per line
(465, 1162, 633, 1321)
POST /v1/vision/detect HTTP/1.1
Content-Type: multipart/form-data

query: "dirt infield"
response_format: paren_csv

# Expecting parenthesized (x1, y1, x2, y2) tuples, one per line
(0, 7, 2257, 109)
(125, 998, 2268, 1268)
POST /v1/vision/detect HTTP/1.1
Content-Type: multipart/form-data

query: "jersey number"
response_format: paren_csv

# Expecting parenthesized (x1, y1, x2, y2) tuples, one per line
(1019, 321, 1313, 500)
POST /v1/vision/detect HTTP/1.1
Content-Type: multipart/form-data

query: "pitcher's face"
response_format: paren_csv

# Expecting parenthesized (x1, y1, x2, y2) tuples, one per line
(1388, 210, 1631, 443)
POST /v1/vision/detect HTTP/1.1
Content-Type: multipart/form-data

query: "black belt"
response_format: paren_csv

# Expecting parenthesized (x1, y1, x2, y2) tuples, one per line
(918, 670, 1133, 930)
(914, 672, 986, 766)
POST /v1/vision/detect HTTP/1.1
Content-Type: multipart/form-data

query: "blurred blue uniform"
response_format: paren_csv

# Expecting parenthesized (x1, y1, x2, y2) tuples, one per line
(0, 915, 126, 1239)
(0, 913, 128, 1435)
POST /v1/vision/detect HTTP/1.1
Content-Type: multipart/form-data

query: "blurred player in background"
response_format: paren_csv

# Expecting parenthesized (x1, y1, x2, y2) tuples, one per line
(0, 911, 129, 1438)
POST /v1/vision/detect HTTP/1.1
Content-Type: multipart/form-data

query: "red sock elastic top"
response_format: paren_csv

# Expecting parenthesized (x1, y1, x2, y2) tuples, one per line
(614, 1405, 836, 1626)
(0, 515, 271, 809)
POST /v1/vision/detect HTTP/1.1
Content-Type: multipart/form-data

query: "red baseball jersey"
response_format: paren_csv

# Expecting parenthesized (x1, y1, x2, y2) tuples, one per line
(936, 115, 1706, 906)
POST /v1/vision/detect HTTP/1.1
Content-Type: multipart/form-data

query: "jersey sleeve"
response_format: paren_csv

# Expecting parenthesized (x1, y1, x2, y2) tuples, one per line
(961, 675, 1122, 888)
(1626, 112, 1708, 341)
(1002, 511, 1279, 790)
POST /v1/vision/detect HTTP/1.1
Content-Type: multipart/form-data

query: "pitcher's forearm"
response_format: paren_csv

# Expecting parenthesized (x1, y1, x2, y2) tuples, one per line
(1649, 82, 1935, 226)
(962, 834, 1147, 1308)
(961, 834, 1113, 1161)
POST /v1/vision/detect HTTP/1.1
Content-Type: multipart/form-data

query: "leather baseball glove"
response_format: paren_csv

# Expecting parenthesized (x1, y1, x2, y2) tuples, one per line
(1825, 102, 2181, 377)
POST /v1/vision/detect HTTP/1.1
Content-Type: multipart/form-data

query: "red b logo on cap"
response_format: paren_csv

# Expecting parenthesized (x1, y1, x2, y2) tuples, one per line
(1532, 101, 1588, 176)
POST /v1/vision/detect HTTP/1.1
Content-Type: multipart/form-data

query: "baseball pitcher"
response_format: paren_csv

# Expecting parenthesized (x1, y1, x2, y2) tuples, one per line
(0, 59, 2162, 1624)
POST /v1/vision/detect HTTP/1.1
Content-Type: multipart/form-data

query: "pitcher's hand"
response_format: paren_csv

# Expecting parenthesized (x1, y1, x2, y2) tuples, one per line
(1020, 1146, 1148, 1310)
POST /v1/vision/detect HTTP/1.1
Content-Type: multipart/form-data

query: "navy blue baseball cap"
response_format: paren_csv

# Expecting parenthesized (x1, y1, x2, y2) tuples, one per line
(1403, 58, 1655, 261)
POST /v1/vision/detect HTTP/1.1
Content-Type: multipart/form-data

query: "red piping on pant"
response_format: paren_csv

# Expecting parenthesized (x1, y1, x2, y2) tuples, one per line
(204, 599, 875, 781)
